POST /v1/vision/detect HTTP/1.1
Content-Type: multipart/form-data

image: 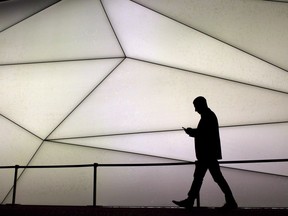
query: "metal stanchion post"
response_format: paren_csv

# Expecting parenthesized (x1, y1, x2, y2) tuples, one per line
(12, 165, 19, 205)
(93, 163, 98, 207)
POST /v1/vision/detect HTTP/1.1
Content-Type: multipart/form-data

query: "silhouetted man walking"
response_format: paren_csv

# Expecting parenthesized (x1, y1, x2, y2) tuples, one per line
(173, 96, 237, 209)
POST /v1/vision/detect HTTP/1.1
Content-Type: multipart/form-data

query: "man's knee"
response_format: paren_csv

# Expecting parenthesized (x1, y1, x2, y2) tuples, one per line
(193, 173, 204, 184)
(211, 172, 225, 184)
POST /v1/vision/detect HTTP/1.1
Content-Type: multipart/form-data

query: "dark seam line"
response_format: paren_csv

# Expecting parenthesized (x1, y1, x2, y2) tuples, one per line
(0, 57, 124, 67)
(0, 114, 43, 140)
(100, 0, 126, 57)
(128, 57, 288, 95)
(221, 165, 288, 179)
(45, 139, 185, 163)
(0, 0, 62, 33)
(47, 121, 288, 141)
(1, 140, 44, 204)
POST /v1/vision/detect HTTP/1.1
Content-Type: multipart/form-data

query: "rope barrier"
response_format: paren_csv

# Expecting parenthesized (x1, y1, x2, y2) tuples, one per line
(1, 158, 287, 169)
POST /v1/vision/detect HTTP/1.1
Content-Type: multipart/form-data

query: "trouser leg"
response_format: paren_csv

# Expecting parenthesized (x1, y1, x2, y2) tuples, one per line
(187, 161, 208, 201)
(209, 160, 236, 203)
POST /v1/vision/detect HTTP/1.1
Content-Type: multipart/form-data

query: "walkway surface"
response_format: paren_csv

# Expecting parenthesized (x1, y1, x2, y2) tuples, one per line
(1, 205, 288, 216)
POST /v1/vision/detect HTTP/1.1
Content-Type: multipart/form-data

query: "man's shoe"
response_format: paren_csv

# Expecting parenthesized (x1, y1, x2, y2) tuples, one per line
(221, 201, 238, 209)
(172, 199, 194, 209)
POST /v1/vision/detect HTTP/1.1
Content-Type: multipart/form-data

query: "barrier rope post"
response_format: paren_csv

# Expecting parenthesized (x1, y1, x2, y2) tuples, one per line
(93, 163, 98, 207)
(12, 165, 19, 205)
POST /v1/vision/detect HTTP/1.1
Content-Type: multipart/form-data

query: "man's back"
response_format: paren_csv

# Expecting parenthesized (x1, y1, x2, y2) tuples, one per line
(194, 108, 222, 160)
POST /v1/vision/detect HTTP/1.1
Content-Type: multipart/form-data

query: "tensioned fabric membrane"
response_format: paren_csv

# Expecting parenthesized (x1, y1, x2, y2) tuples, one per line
(0, 0, 288, 208)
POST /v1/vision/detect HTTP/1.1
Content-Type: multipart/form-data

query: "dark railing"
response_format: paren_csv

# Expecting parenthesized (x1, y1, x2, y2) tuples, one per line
(1, 158, 287, 207)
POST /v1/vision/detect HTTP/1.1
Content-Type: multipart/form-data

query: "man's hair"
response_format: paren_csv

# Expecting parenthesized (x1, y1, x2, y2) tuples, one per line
(193, 96, 208, 108)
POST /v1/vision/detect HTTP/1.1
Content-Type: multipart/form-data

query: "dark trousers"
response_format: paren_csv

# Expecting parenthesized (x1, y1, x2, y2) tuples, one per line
(188, 160, 235, 203)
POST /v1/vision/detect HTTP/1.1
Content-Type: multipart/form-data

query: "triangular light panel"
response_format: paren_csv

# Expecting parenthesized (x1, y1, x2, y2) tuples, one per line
(0, 0, 124, 64)
(0, 59, 123, 138)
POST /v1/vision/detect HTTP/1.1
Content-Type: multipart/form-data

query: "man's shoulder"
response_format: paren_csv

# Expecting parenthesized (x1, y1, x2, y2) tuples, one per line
(205, 108, 217, 117)
(202, 109, 219, 124)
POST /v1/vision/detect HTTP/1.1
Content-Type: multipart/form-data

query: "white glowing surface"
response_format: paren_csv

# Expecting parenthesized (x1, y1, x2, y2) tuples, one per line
(49, 59, 288, 139)
(134, 0, 288, 71)
(0, 115, 42, 201)
(0, 0, 123, 64)
(221, 123, 288, 176)
(54, 131, 196, 161)
(0, 59, 123, 138)
(102, 0, 288, 92)
(0, 0, 287, 208)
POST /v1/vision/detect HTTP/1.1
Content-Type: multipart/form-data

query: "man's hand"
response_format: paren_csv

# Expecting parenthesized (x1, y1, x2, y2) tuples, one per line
(182, 127, 195, 137)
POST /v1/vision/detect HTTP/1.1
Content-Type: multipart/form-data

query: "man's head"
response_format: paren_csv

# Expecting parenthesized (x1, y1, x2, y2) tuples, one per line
(193, 96, 208, 114)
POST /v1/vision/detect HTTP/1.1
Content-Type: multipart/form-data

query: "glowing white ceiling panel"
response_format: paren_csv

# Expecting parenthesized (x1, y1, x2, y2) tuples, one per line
(102, 0, 288, 93)
(0, 0, 124, 64)
(134, 0, 288, 71)
(0, 116, 41, 166)
(222, 123, 288, 161)
(221, 123, 288, 176)
(0, 0, 59, 32)
(0, 115, 42, 202)
(0, 59, 123, 138)
(0, 0, 287, 208)
(51, 131, 195, 161)
(49, 59, 288, 139)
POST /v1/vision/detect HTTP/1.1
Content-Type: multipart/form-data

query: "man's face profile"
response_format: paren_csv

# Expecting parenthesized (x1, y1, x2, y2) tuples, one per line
(194, 103, 201, 114)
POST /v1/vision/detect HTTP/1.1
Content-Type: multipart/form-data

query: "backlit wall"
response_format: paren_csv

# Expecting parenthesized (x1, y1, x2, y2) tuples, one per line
(0, 0, 288, 207)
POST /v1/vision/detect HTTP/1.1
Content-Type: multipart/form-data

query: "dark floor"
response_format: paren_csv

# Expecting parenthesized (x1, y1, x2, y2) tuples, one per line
(1, 205, 288, 216)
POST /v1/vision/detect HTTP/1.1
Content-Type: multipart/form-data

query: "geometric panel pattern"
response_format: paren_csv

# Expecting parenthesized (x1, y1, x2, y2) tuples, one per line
(134, 0, 288, 71)
(102, 0, 288, 92)
(0, 0, 287, 207)
(0, 115, 42, 202)
(4, 142, 177, 206)
(48, 58, 288, 139)
(0, 59, 123, 138)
